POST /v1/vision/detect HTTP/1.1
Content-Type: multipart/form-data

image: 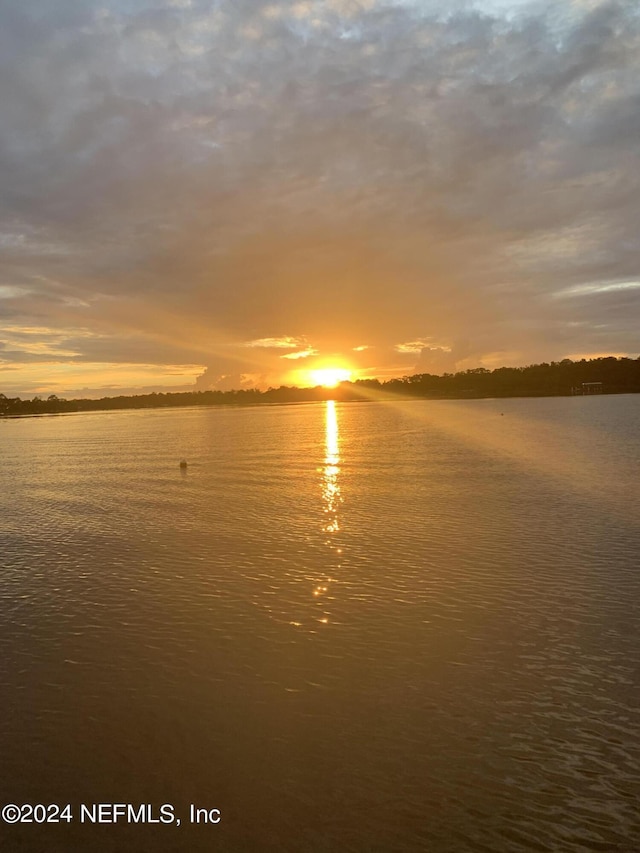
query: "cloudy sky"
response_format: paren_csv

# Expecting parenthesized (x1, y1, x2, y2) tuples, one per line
(1, 0, 638, 397)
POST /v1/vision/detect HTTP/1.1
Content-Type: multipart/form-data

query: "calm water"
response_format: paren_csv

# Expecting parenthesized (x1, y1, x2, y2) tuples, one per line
(1, 396, 639, 851)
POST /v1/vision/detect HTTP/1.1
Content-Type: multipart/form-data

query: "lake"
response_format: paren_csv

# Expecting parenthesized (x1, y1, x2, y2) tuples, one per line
(1, 395, 639, 851)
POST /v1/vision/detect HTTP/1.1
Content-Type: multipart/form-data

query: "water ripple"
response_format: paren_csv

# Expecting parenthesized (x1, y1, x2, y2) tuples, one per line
(1, 398, 639, 851)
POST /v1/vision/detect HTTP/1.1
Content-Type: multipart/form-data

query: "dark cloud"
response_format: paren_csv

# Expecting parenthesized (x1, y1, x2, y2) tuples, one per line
(0, 0, 638, 394)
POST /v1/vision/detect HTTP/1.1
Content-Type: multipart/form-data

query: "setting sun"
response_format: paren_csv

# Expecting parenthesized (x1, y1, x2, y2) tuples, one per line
(309, 367, 352, 388)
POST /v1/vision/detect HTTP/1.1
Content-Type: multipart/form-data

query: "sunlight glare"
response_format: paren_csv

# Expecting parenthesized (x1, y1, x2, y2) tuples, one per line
(309, 367, 352, 388)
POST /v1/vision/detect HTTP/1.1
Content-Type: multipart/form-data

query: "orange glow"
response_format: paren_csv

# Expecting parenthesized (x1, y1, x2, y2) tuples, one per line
(308, 366, 352, 387)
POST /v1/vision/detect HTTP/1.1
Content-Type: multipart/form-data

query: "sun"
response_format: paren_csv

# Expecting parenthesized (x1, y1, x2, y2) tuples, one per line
(309, 367, 352, 388)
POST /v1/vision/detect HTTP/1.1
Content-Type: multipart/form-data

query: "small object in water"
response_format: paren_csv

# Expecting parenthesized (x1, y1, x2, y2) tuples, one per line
(179, 459, 188, 469)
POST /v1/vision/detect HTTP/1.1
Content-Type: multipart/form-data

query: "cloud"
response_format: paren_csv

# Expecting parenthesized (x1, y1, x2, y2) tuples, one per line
(552, 279, 640, 298)
(0, 0, 639, 395)
(243, 337, 307, 349)
(280, 348, 318, 359)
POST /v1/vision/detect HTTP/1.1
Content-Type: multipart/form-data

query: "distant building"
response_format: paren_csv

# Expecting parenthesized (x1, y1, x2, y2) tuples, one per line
(571, 382, 603, 395)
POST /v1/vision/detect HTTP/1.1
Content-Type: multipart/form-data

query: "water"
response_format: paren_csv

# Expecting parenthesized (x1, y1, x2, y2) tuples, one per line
(1, 395, 639, 851)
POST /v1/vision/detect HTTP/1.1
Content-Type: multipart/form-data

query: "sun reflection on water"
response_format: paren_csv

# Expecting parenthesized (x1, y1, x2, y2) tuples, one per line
(312, 400, 343, 624)
(323, 400, 341, 533)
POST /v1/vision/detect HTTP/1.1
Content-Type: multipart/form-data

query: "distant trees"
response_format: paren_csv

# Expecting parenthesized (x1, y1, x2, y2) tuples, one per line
(369, 357, 640, 399)
(2, 357, 639, 418)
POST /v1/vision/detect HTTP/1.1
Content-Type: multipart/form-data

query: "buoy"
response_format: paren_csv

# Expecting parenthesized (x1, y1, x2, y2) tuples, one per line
(179, 459, 188, 469)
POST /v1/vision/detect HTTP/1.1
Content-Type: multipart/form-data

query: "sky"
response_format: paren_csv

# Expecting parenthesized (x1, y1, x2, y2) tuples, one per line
(0, 0, 638, 398)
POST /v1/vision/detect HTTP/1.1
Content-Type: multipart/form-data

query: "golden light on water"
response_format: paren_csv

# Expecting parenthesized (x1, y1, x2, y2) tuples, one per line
(325, 399, 339, 465)
(346, 381, 636, 525)
(323, 399, 341, 530)
(313, 399, 343, 624)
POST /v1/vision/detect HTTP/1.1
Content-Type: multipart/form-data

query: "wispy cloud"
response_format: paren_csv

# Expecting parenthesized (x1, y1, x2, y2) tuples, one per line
(242, 337, 307, 349)
(280, 348, 318, 359)
(553, 280, 640, 298)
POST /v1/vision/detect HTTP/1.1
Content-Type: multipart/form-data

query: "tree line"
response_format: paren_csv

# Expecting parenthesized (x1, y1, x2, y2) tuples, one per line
(1, 356, 639, 417)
